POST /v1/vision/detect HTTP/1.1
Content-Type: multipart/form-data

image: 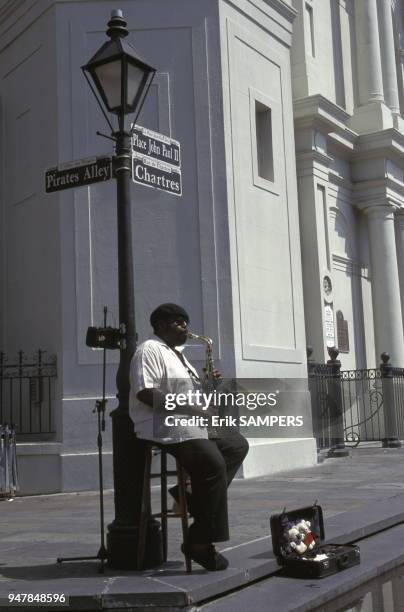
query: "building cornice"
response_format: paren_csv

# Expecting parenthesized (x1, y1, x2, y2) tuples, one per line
(0, 0, 297, 53)
(259, 0, 297, 22)
(296, 149, 333, 167)
(294, 97, 404, 167)
(223, 0, 297, 43)
(352, 128, 404, 164)
(327, 130, 357, 158)
(328, 168, 353, 190)
(353, 177, 404, 211)
(226, 0, 297, 24)
(332, 253, 368, 279)
(293, 94, 357, 155)
(294, 94, 351, 131)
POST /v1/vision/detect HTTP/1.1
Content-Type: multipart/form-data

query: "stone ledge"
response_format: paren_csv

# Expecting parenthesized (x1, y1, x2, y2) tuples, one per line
(241, 437, 317, 478)
(3, 485, 404, 611)
(16, 442, 62, 455)
(202, 523, 404, 611)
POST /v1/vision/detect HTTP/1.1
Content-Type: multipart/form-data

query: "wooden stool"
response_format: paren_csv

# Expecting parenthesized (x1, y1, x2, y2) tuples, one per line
(137, 445, 192, 572)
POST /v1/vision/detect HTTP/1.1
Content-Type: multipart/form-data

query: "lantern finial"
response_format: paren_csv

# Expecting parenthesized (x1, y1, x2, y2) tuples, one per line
(107, 9, 128, 40)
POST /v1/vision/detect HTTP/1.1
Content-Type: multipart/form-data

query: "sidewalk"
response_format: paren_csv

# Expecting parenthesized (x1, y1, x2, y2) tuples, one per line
(1, 444, 404, 611)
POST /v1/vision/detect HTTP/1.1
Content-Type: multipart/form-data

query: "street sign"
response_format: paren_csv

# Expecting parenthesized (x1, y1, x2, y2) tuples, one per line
(45, 156, 112, 193)
(132, 153, 182, 197)
(131, 125, 182, 197)
(132, 125, 180, 168)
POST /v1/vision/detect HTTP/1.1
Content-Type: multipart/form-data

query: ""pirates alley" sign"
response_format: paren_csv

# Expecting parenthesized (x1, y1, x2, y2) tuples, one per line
(45, 156, 112, 193)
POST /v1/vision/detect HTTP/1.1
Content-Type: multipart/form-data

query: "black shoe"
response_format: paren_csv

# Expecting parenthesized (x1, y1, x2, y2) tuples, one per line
(168, 485, 194, 516)
(181, 543, 229, 571)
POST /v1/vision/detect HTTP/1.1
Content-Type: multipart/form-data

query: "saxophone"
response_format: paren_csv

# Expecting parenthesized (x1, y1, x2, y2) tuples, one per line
(186, 331, 221, 438)
(187, 332, 214, 379)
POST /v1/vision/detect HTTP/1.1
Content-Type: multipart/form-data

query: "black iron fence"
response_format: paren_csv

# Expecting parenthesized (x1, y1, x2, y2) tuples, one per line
(308, 348, 403, 453)
(0, 350, 57, 437)
(308, 360, 334, 451)
(340, 367, 384, 444)
(392, 365, 404, 439)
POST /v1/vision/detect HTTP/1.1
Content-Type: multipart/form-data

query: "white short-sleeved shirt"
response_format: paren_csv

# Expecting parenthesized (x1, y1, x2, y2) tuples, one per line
(129, 337, 209, 443)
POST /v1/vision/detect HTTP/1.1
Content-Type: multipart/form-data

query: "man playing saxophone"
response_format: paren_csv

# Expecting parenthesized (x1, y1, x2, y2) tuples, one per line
(129, 303, 249, 571)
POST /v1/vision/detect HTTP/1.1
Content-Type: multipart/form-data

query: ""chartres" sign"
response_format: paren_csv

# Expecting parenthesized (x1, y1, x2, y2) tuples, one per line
(132, 154, 182, 197)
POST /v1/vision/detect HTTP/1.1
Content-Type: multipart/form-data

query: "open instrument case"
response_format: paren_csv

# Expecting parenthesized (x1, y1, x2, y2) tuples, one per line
(270, 504, 360, 578)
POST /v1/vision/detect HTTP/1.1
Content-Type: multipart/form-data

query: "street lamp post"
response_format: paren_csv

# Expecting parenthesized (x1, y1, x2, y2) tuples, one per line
(82, 9, 162, 569)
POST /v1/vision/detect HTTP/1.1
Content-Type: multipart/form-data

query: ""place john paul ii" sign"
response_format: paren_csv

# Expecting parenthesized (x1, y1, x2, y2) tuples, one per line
(132, 125, 180, 168)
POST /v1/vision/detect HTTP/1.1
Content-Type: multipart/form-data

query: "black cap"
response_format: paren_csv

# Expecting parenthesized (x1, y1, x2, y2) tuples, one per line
(150, 303, 190, 330)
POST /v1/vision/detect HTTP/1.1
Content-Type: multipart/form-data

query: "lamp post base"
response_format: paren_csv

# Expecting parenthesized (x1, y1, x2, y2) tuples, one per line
(382, 438, 402, 449)
(107, 520, 163, 570)
(107, 410, 164, 569)
(327, 446, 350, 458)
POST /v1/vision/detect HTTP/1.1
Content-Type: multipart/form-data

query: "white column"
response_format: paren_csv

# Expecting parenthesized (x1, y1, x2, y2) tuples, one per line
(378, 0, 401, 114)
(365, 205, 404, 366)
(395, 210, 404, 328)
(354, 0, 384, 105)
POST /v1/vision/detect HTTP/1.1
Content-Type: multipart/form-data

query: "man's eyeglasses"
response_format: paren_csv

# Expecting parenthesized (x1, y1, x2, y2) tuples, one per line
(170, 318, 188, 329)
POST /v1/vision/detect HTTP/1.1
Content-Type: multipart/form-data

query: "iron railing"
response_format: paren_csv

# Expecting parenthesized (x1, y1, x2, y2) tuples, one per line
(0, 350, 57, 437)
(308, 348, 403, 451)
(340, 368, 383, 444)
(308, 361, 334, 450)
(392, 366, 404, 439)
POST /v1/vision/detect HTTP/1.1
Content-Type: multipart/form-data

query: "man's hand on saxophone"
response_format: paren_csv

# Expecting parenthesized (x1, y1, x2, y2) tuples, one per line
(203, 366, 222, 379)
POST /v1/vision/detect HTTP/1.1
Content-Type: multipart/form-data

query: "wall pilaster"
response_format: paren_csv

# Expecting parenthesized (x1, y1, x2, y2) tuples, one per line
(364, 204, 404, 366)
(355, 0, 384, 105)
(395, 209, 404, 329)
(350, 0, 393, 133)
(378, 0, 400, 116)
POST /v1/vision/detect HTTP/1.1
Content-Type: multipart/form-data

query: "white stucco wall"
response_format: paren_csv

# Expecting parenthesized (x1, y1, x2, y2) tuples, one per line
(219, 0, 307, 379)
(0, 0, 316, 491)
(0, 6, 61, 355)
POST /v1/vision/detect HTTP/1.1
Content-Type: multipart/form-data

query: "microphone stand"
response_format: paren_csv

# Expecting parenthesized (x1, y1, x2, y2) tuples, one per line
(57, 307, 109, 573)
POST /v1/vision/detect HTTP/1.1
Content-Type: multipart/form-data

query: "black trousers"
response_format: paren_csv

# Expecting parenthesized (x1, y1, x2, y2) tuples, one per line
(159, 429, 249, 544)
